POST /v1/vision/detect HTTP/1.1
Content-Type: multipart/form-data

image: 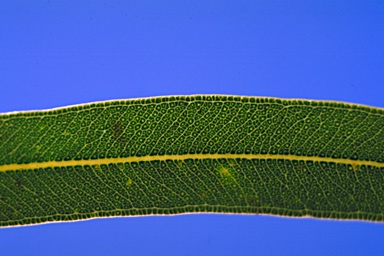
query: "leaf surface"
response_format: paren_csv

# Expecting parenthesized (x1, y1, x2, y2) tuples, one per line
(0, 95, 383, 227)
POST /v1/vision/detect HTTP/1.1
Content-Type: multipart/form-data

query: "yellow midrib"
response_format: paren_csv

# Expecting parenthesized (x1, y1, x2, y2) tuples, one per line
(0, 153, 383, 172)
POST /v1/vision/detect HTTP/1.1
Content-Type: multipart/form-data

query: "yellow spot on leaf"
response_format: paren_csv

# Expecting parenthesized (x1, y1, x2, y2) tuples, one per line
(126, 179, 132, 186)
(218, 166, 231, 176)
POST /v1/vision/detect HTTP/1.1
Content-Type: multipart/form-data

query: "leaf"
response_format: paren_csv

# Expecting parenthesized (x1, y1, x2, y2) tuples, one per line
(0, 95, 383, 227)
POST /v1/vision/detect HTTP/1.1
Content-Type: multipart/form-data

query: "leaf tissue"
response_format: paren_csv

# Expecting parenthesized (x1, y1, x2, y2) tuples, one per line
(0, 95, 383, 227)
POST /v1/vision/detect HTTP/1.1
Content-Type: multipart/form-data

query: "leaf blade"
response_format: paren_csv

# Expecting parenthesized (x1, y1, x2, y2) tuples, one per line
(1, 95, 383, 227)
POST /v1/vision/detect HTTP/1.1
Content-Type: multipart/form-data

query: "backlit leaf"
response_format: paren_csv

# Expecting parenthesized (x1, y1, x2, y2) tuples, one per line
(0, 95, 383, 227)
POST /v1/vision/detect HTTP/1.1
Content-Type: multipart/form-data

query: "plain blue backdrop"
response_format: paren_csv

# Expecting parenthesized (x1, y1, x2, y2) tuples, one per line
(0, 1, 383, 255)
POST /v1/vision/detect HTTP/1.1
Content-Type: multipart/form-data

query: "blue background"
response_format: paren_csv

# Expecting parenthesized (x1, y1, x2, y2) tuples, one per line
(0, 1, 383, 255)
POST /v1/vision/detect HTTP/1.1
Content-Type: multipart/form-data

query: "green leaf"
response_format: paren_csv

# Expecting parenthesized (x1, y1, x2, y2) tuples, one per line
(0, 95, 383, 227)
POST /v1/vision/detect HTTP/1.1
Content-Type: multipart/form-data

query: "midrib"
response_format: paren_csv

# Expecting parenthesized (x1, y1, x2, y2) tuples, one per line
(0, 153, 383, 172)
